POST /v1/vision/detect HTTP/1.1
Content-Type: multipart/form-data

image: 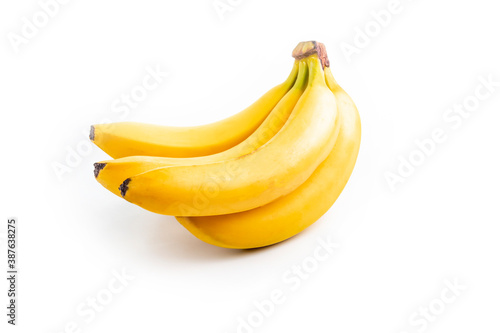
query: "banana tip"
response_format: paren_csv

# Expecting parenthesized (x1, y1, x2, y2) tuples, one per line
(119, 178, 131, 197)
(89, 125, 95, 141)
(93, 163, 106, 178)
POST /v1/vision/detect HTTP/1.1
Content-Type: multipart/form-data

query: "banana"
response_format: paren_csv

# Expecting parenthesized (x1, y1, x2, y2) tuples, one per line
(90, 61, 299, 158)
(176, 63, 361, 249)
(119, 54, 339, 216)
(94, 60, 310, 197)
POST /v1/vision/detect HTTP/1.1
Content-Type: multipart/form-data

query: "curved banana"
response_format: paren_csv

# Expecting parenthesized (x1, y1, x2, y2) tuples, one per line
(90, 61, 299, 158)
(119, 54, 339, 216)
(94, 60, 310, 196)
(176, 64, 361, 249)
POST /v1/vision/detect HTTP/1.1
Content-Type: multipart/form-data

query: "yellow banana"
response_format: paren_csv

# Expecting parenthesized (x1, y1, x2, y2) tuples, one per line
(176, 64, 361, 249)
(94, 60, 310, 196)
(90, 61, 299, 158)
(119, 54, 339, 216)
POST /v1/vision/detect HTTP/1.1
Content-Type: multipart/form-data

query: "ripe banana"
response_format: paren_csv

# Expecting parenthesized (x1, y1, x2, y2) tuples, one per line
(94, 60, 310, 197)
(176, 64, 361, 249)
(90, 61, 299, 158)
(119, 54, 340, 216)
(91, 41, 361, 250)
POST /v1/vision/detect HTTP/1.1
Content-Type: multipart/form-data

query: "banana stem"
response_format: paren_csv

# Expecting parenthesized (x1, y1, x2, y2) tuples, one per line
(292, 41, 330, 69)
(306, 56, 327, 85)
(283, 60, 300, 89)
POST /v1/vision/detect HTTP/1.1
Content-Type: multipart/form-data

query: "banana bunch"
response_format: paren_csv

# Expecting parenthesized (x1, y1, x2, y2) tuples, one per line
(91, 41, 361, 249)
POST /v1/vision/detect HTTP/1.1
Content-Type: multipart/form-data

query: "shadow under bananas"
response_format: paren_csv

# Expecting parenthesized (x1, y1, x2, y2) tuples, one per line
(147, 214, 295, 263)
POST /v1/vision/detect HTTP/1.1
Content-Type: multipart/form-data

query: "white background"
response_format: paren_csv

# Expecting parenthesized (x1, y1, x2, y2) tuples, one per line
(1, 0, 500, 332)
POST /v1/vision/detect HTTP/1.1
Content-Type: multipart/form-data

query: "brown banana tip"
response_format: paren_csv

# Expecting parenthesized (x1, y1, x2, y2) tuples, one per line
(119, 178, 131, 197)
(93, 163, 106, 178)
(89, 125, 95, 141)
(292, 41, 330, 69)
